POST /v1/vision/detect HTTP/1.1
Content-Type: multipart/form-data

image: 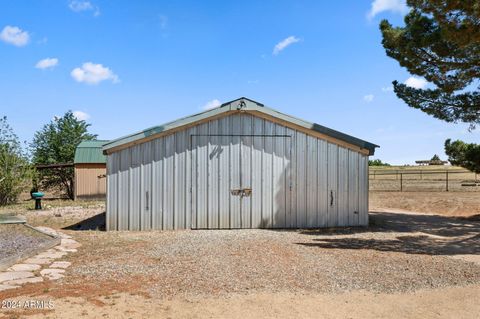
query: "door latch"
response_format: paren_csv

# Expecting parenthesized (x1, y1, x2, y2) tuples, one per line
(231, 188, 252, 197)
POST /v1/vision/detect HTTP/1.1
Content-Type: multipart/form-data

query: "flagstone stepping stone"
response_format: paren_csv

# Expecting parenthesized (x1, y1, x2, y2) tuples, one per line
(60, 238, 81, 249)
(7, 264, 41, 272)
(35, 251, 68, 259)
(4, 276, 44, 285)
(0, 284, 19, 291)
(23, 258, 52, 265)
(49, 261, 71, 269)
(0, 271, 34, 283)
(34, 226, 59, 237)
(55, 246, 77, 253)
(40, 268, 65, 280)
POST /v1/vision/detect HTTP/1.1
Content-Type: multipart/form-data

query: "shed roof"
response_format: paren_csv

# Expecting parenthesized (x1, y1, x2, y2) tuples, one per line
(74, 140, 109, 164)
(102, 97, 379, 155)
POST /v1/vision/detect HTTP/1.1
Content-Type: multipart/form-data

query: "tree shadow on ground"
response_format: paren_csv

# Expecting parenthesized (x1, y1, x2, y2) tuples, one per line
(63, 212, 106, 231)
(296, 211, 480, 256)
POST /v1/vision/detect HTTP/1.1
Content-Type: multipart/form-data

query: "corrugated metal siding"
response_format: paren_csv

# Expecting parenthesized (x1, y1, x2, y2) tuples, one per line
(107, 113, 370, 230)
(74, 164, 106, 199)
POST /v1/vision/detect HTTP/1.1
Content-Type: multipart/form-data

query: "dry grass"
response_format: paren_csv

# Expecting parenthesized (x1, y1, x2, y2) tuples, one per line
(370, 191, 480, 217)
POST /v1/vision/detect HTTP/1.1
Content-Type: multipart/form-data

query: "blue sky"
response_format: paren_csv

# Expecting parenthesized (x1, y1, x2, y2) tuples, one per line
(1, 0, 478, 165)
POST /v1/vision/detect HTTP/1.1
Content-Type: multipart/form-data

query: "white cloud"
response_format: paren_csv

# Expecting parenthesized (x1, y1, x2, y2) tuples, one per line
(71, 62, 119, 85)
(364, 94, 375, 103)
(35, 58, 59, 70)
(273, 36, 300, 55)
(73, 111, 90, 121)
(382, 85, 393, 92)
(202, 99, 221, 110)
(404, 76, 428, 89)
(0, 25, 29, 46)
(367, 0, 408, 20)
(159, 15, 168, 29)
(68, 1, 100, 16)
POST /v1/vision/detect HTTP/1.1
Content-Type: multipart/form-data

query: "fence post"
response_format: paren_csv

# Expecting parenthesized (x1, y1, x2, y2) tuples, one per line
(446, 171, 449, 192)
(400, 173, 403, 192)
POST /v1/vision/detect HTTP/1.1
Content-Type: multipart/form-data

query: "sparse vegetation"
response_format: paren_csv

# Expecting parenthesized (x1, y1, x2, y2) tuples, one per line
(369, 159, 391, 166)
(445, 139, 480, 173)
(0, 116, 34, 206)
(31, 111, 97, 200)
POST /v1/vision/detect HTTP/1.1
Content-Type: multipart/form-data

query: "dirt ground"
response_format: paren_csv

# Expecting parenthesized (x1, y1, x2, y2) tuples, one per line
(0, 192, 479, 318)
(370, 191, 480, 217)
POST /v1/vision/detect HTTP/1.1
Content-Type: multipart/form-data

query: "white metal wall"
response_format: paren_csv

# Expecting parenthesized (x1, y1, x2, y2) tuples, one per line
(106, 113, 369, 230)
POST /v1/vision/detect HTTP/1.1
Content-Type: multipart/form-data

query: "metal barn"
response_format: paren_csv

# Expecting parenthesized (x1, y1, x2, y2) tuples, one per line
(74, 140, 108, 200)
(103, 98, 378, 230)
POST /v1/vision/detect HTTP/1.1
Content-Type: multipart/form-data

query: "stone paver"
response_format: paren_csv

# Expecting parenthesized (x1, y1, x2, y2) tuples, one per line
(23, 257, 53, 265)
(4, 276, 44, 285)
(40, 268, 65, 280)
(7, 264, 41, 272)
(60, 238, 81, 249)
(0, 284, 19, 291)
(49, 261, 71, 269)
(36, 251, 68, 259)
(55, 246, 77, 253)
(0, 226, 77, 290)
(0, 271, 34, 283)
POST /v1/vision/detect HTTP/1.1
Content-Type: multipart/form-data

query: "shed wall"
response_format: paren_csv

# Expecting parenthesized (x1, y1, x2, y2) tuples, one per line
(106, 113, 369, 230)
(74, 164, 106, 200)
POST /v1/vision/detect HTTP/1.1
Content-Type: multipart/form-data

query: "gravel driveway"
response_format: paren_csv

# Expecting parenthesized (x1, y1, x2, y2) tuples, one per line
(0, 224, 54, 264)
(48, 210, 480, 299)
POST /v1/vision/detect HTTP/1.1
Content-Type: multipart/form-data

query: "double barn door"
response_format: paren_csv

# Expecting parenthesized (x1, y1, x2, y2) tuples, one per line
(191, 135, 292, 229)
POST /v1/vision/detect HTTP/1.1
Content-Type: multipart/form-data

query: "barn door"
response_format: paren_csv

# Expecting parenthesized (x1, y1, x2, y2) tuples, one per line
(191, 135, 291, 229)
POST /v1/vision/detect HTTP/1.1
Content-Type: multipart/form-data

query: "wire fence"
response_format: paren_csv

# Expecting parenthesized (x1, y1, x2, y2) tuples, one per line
(369, 169, 480, 192)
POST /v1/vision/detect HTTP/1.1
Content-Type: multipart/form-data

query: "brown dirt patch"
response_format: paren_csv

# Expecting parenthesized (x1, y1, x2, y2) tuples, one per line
(370, 191, 480, 217)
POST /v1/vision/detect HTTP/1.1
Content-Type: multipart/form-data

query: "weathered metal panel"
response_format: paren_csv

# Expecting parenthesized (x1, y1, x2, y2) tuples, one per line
(174, 131, 186, 229)
(317, 139, 328, 227)
(347, 150, 357, 226)
(337, 147, 349, 227)
(296, 132, 307, 228)
(359, 155, 369, 226)
(207, 122, 219, 229)
(241, 115, 253, 228)
(306, 135, 317, 228)
(251, 118, 263, 228)
(262, 121, 274, 228)
(117, 149, 129, 230)
(106, 154, 117, 230)
(285, 126, 296, 228)
(152, 138, 164, 229)
(230, 116, 242, 228)
(272, 124, 287, 228)
(141, 141, 152, 230)
(106, 112, 370, 230)
(218, 117, 231, 228)
(164, 134, 175, 230)
(327, 143, 338, 227)
(185, 126, 195, 229)
(129, 145, 141, 231)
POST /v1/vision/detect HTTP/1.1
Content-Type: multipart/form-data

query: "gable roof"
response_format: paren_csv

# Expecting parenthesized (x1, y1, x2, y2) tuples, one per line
(102, 97, 379, 155)
(75, 140, 109, 164)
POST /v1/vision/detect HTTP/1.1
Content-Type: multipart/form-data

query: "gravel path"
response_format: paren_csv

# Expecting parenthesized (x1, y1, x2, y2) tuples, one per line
(67, 212, 480, 298)
(0, 225, 53, 262)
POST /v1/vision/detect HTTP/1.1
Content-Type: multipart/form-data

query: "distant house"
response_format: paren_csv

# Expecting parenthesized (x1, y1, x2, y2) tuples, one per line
(415, 160, 448, 166)
(74, 140, 109, 200)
